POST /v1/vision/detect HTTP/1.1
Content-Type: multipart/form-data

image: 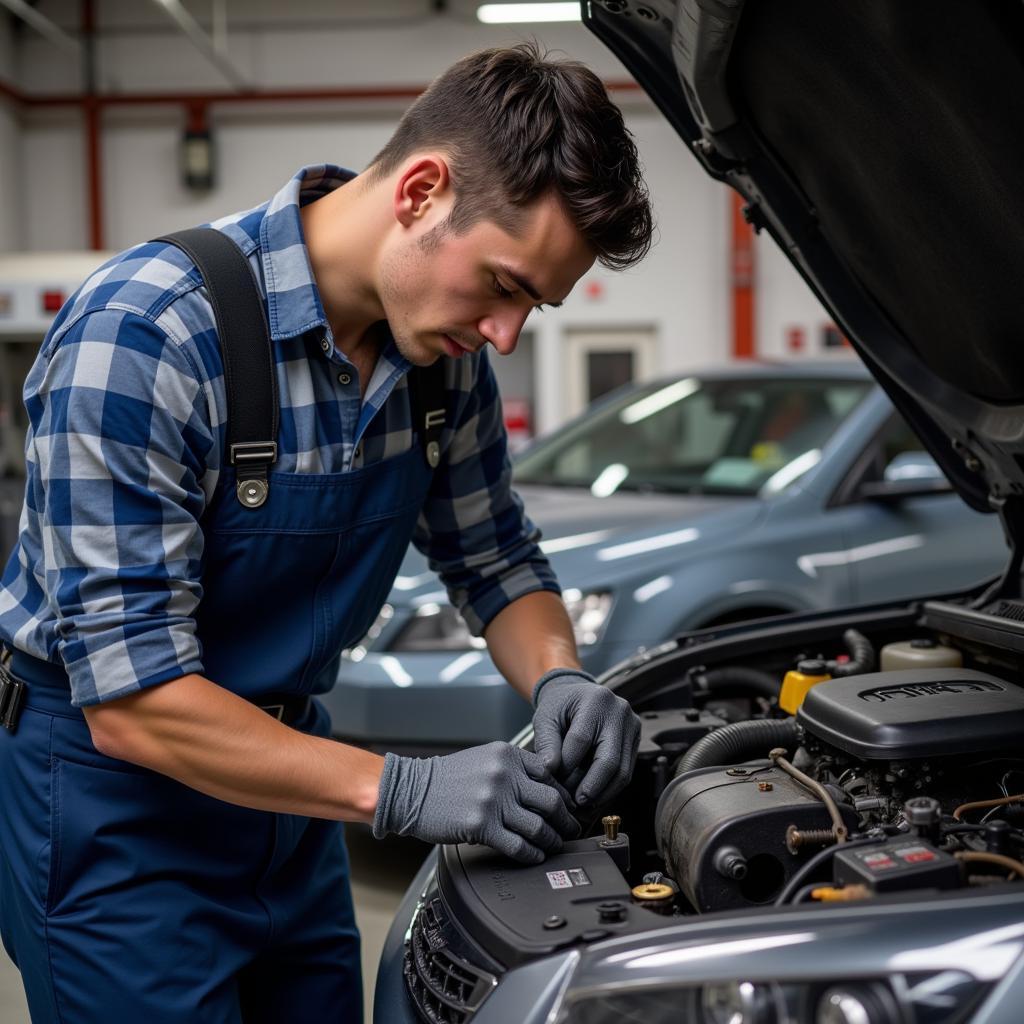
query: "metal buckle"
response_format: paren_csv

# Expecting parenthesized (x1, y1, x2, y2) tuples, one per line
(229, 441, 278, 466)
(231, 442, 276, 509)
(0, 662, 26, 733)
(259, 703, 286, 722)
(424, 409, 445, 429)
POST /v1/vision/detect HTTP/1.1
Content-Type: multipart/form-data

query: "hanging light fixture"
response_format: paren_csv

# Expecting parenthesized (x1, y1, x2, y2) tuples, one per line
(476, 3, 581, 24)
(181, 102, 215, 192)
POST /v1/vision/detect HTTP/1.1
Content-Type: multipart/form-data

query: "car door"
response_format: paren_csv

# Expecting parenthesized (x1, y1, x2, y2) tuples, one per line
(825, 415, 1007, 604)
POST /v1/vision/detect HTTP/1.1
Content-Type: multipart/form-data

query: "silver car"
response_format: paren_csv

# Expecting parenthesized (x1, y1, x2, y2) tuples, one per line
(324, 362, 1004, 754)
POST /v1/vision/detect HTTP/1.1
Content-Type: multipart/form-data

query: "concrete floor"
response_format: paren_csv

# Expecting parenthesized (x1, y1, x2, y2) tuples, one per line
(0, 825, 429, 1024)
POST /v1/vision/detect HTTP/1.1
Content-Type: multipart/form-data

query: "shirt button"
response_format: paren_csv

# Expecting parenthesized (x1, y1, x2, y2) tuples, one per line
(320, 338, 330, 353)
(354, 444, 362, 460)
(338, 372, 352, 385)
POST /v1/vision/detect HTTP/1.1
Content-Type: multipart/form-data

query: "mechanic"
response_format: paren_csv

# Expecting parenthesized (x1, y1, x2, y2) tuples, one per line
(0, 43, 652, 1024)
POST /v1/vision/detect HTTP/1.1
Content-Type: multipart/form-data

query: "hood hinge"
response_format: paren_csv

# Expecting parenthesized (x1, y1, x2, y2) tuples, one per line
(973, 494, 1024, 606)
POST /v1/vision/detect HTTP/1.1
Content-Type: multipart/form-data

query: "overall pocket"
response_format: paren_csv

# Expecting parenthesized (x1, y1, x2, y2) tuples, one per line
(46, 755, 274, 918)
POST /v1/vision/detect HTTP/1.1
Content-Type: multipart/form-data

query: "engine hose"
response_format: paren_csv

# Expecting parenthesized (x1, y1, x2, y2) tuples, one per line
(693, 666, 781, 701)
(829, 628, 875, 677)
(675, 718, 801, 777)
(774, 836, 885, 905)
(955, 851, 1024, 880)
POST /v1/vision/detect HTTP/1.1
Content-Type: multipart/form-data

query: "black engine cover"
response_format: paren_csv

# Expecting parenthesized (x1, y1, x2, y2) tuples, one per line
(797, 668, 1024, 760)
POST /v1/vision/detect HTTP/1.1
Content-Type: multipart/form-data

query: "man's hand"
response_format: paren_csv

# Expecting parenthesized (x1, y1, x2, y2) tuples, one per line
(372, 742, 581, 864)
(531, 668, 641, 808)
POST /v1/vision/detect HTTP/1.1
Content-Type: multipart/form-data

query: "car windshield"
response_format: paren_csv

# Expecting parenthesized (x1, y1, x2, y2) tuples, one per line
(514, 375, 872, 496)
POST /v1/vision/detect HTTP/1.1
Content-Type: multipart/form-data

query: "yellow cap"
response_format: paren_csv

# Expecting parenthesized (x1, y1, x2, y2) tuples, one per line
(779, 668, 831, 715)
(810, 885, 870, 902)
(631, 883, 674, 902)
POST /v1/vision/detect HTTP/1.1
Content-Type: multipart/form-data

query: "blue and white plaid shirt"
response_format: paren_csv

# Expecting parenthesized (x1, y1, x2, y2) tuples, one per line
(0, 165, 557, 707)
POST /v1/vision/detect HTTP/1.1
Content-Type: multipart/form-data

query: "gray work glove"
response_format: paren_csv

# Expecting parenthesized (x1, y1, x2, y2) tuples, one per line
(372, 742, 581, 864)
(531, 668, 642, 808)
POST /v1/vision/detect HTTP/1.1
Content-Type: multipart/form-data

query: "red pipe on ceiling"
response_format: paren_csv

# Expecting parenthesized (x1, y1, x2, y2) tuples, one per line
(0, 75, 641, 251)
(0, 80, 641, 108)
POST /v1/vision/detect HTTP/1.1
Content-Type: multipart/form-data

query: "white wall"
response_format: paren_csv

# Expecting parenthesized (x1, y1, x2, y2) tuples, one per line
(9, 1, 842, 430)
(756, 239, 850, 361)
(0, 14, 23, 251)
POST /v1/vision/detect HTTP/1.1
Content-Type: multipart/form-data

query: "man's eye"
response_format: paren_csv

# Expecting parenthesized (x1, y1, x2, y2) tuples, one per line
(494, 277, 546, 312)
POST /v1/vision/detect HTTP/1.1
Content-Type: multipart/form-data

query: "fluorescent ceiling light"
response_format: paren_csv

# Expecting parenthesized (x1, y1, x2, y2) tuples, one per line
(477, 3, 581, 24)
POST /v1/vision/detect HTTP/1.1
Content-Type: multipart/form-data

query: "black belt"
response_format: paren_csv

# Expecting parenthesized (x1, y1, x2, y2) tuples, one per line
(255, 694, 311, 726)
(2, 648, 311, 732)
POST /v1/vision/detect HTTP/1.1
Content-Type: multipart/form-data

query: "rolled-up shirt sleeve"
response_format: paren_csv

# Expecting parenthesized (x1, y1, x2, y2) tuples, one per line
(412, 351, 560, 635)
(31, 308, 213, 706)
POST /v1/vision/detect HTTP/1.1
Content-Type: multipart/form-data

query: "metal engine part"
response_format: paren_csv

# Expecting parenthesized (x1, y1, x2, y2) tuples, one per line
(655, 762, 859, 912)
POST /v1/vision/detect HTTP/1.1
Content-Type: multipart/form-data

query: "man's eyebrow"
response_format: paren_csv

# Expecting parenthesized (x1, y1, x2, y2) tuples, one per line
(498, 264, 564, 308)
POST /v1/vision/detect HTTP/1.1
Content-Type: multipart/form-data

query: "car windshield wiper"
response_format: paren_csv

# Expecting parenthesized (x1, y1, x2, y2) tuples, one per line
(513, 476, 594, 489)
(617, 481, 756, 497)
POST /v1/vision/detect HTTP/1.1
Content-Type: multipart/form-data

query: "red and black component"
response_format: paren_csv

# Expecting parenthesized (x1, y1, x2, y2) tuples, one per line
(833, 839, 961, 894)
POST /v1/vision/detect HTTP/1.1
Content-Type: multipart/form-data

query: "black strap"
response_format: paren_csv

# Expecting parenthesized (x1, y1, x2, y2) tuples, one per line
(408, 358, 447, 468)
(154, 228, 279, 509)
(156, 228, 446, 482)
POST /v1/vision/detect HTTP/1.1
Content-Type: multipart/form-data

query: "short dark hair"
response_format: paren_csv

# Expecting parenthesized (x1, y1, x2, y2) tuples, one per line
(367, 42, 653, 271)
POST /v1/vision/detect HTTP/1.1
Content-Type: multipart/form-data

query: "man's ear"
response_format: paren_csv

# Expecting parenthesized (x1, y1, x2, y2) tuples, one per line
(393, 155, 451, 228)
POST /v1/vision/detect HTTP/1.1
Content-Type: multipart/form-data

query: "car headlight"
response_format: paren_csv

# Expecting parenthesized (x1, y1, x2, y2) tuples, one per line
(391, 602, 488, 653)
(563, 973, 990, 1024)
(341, 603, 394, 662)
(701, 981, 774, 1024)
(561, 589, 613, 647)
(390, 590, 613, 653)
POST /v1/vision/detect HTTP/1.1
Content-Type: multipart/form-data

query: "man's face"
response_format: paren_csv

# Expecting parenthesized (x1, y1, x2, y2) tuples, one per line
(378, 191, 595, 366)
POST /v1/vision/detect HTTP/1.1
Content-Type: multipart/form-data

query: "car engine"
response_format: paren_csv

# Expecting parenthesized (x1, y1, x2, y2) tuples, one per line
(403, 608, 1024, 1023)
(653, 650, 1024, 914)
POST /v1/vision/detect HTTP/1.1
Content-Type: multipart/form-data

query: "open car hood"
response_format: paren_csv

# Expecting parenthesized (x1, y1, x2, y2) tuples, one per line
(584, 0, 1024, 556)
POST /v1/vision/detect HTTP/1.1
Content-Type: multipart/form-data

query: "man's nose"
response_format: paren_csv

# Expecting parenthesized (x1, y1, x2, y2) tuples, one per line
(478, 308, 530, 356)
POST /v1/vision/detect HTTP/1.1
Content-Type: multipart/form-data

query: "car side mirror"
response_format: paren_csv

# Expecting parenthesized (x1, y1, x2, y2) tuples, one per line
(858, 451, 953, 502)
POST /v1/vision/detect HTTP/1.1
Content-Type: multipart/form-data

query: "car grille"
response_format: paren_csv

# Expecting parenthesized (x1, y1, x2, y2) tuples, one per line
(994, 599, 1024, 622)
(404, 897, 497, 1024)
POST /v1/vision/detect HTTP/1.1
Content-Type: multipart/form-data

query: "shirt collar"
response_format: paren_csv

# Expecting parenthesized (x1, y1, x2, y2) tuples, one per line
(259, 164, 355, 342)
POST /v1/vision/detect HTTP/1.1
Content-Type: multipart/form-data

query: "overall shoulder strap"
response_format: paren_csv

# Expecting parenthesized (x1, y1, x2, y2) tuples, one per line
(408, 358, 447, 469)
(154, 228, 279, 508)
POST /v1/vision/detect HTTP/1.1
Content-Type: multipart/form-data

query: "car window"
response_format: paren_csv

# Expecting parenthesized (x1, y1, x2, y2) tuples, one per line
(860, 415, 934, 483)
(879, 415, 927, 467)
(514, 376, 873, 496)
(831, 412, 952, 509)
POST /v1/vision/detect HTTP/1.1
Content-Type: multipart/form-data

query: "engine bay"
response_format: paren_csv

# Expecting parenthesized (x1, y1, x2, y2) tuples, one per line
(419, 600, 1024, 982)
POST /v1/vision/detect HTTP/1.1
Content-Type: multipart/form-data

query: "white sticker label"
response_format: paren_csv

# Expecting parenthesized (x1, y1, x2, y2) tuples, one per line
(546, 867, 592, 890)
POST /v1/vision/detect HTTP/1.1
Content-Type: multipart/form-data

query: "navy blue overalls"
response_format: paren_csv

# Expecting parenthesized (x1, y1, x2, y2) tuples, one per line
(0, 228, 445, 1022)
